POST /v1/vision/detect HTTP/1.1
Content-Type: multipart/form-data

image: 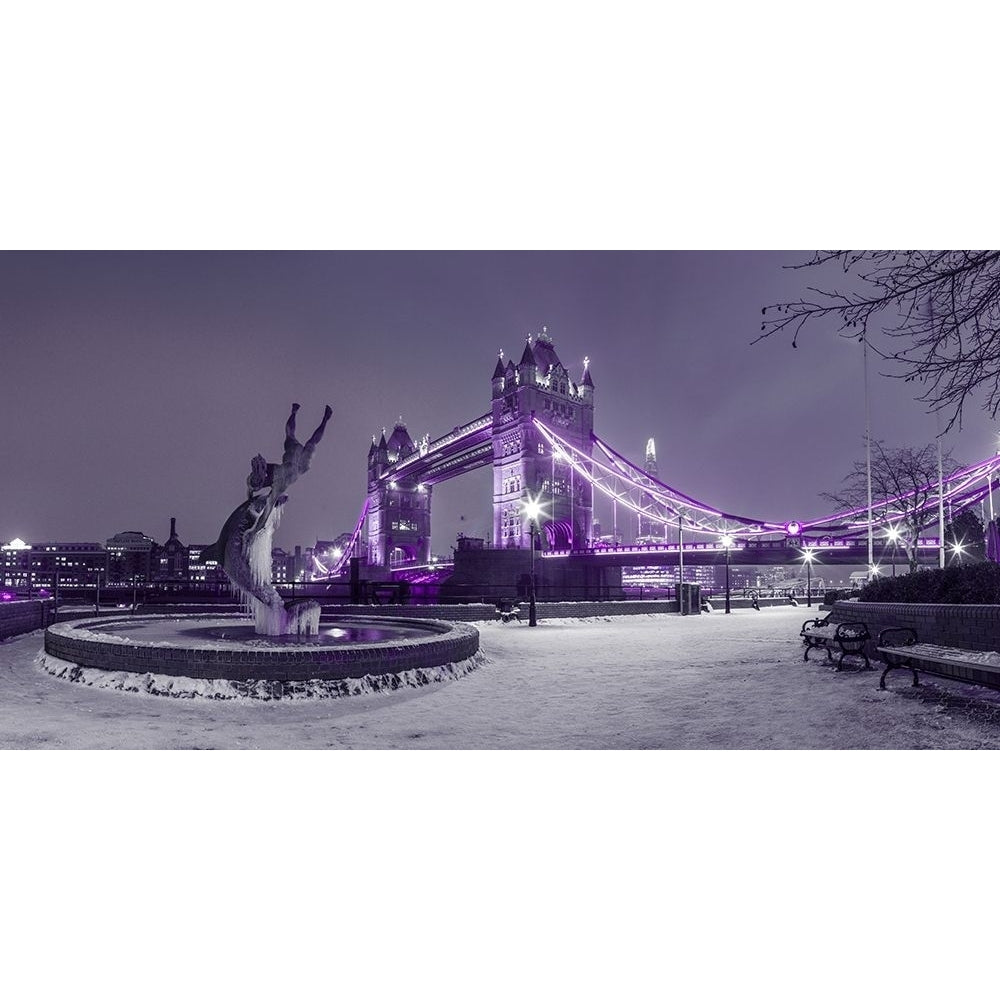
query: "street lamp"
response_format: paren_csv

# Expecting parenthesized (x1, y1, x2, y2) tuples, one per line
(720, 534, 735, 614)
(886, 525, 900, 577)
(802, 548, 817, 608)
(522, 494, 545, 627)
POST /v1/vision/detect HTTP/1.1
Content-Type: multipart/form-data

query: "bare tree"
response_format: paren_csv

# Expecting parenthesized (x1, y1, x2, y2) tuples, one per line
(756, 251, 1000, 431)
(821, 440, 956, 573)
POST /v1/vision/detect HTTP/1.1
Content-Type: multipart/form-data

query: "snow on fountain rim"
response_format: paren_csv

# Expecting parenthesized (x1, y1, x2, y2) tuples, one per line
(37, 649, 486, 701)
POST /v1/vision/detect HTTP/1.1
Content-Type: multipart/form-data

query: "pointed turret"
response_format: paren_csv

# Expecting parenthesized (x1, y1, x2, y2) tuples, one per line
(531, 332, 562, 379)
(578, 354, 594, 403)
(492, 351, 506, 399)
(518, 338, 537, 386)
(386, 421, 416, 463)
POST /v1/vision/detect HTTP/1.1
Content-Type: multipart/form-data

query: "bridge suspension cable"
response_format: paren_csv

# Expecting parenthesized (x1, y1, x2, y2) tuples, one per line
(532, 419, 1000, 546)
(323, 498, 370, 578)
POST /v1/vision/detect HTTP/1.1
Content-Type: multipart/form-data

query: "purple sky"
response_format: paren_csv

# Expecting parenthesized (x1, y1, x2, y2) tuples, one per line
(3, 251, 997, 551)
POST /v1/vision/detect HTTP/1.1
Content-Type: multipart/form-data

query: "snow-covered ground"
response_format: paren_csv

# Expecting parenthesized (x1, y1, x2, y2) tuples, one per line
(3, 604, 1000, 748)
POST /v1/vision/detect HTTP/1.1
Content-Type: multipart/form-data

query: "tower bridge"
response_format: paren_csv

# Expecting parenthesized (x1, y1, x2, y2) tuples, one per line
(323, 331, 1000, 586)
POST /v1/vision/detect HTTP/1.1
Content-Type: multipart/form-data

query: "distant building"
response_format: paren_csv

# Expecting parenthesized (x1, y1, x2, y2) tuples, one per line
(1, 538, 32, 588)
(3, 517, 315, 594)
(622, 564, 717, 590)
(186, 541, 227, 589)
(272, 547, 290, 583)
(644, 437, 658, 478)
(106, 531, 155, 584)
(633, 437, 660, 542)
(153, 517, 189, 582)
(271, 545, 312, 584)
(2, 537, 106, 591)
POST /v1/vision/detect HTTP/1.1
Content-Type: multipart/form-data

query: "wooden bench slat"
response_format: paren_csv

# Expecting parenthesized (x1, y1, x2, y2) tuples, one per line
(876, 645, 1000, 675)
(876, 626, 1000, 692)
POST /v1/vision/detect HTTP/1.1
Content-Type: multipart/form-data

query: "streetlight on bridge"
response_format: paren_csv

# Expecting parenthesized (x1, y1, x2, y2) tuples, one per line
(522, 494, 545, 627)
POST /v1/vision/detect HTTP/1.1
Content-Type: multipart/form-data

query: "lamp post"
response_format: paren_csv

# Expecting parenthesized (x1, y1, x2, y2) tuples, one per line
(677, 514, 684, 611)
(720, 534, 734, 614)
(886, 525, 899, 577)
(528, 519, 538, 626)
(522, 495, 544, 627)
(802, 548, 816, 608)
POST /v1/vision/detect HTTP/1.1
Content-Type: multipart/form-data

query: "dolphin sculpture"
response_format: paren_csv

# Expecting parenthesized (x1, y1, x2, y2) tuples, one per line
(202, 404, 332, 636)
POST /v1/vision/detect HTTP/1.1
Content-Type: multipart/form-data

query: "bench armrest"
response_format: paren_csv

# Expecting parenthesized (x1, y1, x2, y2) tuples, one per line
(878, 626, 918, 648)
(834, 621, 870, 642)
(800, 617, 829, 633)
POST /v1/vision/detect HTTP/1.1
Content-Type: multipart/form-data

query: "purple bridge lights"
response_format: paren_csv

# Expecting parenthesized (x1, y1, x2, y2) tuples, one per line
(319, 330, 1000, 579)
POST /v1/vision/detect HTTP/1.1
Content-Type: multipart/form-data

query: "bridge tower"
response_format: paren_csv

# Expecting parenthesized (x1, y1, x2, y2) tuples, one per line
(366, 421, 432, 567)
(492, 332, 595, 550)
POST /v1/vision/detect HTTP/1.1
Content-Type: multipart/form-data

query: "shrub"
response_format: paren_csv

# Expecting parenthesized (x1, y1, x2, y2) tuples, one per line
(856, 562, 1000, 604)
(823, 588, 854, 605)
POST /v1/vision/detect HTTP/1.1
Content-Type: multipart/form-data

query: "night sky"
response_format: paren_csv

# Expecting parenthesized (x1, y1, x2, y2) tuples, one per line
(3, 251, 997, 552)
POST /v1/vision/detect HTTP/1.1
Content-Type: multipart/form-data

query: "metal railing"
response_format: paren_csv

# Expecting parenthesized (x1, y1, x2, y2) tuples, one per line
(20, 578, 813, 612)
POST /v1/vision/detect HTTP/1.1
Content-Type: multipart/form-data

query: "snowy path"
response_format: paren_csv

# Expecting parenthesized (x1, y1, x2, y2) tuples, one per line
(3, 605, 1000, 748)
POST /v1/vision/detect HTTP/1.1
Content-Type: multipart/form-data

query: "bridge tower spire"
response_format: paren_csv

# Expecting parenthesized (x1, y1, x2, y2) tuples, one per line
(492, 332, 595, 551)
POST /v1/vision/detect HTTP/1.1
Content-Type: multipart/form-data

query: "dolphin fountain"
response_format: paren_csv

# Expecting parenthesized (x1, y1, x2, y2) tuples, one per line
(201, 403, 332, 636)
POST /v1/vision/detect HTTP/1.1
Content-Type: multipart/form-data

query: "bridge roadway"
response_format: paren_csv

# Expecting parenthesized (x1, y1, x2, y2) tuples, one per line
(539, 538, 940, 568)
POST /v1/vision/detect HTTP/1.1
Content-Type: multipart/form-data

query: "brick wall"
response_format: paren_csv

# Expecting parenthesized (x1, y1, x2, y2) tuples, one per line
(0, 600, 56, 640)
(827, 601, 1000, 658)
(330, 600, 680, 622)
(337, 596, 793, 621)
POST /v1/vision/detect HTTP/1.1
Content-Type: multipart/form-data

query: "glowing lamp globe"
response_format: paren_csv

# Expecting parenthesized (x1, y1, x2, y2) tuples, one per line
(522, 496, 544, 522)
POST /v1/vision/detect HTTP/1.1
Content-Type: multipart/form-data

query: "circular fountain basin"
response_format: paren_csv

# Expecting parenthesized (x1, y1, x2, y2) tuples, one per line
(45, 614, 480, 682)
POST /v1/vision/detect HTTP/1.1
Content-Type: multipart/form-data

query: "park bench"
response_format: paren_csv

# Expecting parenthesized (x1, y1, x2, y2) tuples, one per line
(800, 616, 871, 670)
(876, 627, 1000, 692)
(495, 599, 522, 623)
